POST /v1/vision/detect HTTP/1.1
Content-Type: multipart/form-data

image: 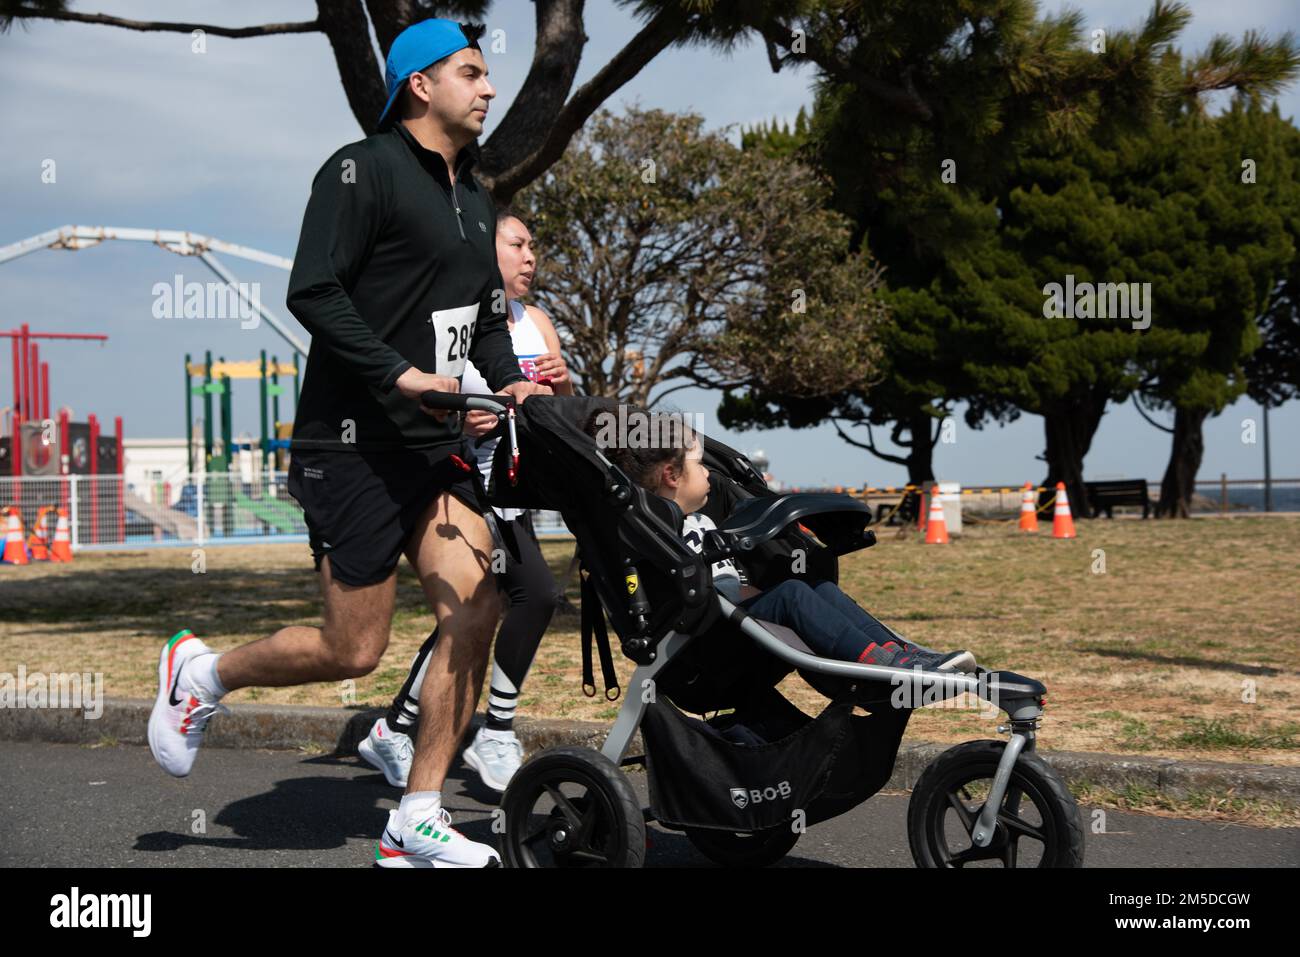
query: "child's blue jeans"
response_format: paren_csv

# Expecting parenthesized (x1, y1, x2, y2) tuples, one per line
(739, 578, 897, 662)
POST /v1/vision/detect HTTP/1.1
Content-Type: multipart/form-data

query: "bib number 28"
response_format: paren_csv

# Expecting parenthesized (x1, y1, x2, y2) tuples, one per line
(429, 303, 480, 379)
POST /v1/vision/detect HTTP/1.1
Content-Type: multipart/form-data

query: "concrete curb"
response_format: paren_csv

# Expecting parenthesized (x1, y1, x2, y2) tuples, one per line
(3, 697, 1297, 807)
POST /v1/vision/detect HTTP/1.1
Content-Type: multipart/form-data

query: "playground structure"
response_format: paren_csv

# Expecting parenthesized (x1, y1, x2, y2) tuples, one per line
(0, 225, 311, 548)
(0, 322, 126, 545)
(181, 349, 303, 538)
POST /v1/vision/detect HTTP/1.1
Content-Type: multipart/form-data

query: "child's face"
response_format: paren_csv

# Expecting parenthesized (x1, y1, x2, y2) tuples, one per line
(660, 437, 710, 514)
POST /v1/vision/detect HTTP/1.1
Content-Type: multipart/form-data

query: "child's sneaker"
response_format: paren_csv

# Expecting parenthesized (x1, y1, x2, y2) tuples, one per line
(374, 807, 501, 868)
(147, 629, 228, 777)
(859, 640, 976, 673)
(461, 726, 524, 793)
(894, 639, 977, 673)
(358, 718, 413, 788)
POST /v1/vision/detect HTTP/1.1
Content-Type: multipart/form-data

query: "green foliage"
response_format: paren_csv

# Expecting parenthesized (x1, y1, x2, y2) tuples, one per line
(512, 107, 889, 405)
(710, 0, 1300, 490)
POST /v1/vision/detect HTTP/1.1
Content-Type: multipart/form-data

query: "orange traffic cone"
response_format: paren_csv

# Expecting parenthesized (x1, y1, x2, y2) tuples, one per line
(915, 485, 928, 533)
(1018, 482, 1039, 533)
(49, 508, 73, 562)
(2, 507, 30, 564)
(924, 486, 950, 544)
(1052, 482, 1076, 539)
(27, 505, 53, 560)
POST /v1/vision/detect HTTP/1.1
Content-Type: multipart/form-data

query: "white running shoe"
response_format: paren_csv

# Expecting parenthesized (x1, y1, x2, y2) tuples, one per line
(374, 806, 501, 868)
(147, 629, 228, 777)
(461, 727, 524, 793)
(357, 718, 413, 788)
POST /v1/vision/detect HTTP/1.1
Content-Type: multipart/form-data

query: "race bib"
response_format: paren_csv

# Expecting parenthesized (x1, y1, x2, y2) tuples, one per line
(516, 354, 542, 381)
(430, 303, 479, 378)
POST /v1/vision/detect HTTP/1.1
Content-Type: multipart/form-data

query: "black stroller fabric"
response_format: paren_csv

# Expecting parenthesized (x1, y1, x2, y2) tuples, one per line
(641, 692, 855, 831)
(642, 690, 915, 832)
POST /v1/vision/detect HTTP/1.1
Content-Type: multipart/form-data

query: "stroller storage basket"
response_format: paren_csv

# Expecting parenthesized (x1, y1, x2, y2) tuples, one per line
(640, 686, 910, 833)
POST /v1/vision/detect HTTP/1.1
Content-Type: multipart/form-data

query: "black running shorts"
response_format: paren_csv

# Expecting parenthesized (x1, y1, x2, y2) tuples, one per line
(287, 440, 484, 586)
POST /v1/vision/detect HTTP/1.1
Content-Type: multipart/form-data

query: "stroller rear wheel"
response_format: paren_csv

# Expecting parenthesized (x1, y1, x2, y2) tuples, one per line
(907, 740, 1085, 868)
(500, 746, 646, 868)
(684, 826, 800, 868)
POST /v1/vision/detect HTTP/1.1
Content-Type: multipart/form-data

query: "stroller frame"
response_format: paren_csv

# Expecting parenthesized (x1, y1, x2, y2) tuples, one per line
(599, 594, 1047, 850)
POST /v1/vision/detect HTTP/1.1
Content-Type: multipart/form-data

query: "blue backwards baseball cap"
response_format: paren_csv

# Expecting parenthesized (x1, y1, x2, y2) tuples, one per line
(377, 18, 473, 128)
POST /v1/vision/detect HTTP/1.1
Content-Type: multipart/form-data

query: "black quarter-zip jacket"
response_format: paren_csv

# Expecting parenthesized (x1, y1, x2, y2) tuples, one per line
(286, 122, 526, 452)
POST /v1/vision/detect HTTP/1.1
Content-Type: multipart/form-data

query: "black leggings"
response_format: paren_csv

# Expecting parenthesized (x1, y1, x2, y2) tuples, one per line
(386, 511, 560, 734)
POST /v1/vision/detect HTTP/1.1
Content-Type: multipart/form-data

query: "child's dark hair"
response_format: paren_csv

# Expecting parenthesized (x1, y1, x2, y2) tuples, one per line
(583, 407, 696, 491)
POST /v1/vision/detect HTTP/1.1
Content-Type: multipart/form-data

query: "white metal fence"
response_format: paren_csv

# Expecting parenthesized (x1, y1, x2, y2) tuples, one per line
(0, 473, 571, 550)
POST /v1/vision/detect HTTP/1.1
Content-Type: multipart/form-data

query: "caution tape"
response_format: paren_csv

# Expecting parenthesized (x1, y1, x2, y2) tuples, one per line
(961, 497, 1055, 525)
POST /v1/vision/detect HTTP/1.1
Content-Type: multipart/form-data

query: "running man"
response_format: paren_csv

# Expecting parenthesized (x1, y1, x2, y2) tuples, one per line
(147, 19, 549, 868)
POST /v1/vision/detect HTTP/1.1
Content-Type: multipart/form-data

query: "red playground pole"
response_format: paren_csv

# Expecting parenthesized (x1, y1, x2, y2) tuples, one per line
(9, 336, 20, 480)
(29, 342, 39, 421)
(116, 416, 124, 544)
(20, 324, 30, 422)
(89, 413, 99, 545)
(41, 362, 50, 421)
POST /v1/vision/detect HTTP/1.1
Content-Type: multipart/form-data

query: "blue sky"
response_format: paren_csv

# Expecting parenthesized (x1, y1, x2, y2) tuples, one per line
(1, 0, 1296, 487)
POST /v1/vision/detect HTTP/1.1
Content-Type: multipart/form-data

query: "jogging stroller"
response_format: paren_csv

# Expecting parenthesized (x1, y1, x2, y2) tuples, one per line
(423, 391, 1085, 868)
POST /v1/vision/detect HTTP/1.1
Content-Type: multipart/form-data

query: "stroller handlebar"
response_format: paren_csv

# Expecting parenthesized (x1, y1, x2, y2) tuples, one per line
(420, 391, 512, 414)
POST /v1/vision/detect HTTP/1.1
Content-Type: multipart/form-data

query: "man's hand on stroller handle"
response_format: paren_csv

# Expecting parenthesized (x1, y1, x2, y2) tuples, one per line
(399, 369, 462, 420)
(419, 379, 552, 417)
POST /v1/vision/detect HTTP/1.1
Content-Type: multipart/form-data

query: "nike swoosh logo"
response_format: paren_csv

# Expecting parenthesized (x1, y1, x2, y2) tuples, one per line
(168, 662, 186, 707)
(385, 830, 404, 848)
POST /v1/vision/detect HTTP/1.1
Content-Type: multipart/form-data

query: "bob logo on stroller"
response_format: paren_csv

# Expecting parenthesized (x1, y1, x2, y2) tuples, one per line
(625, 573, 639, 595)
(731, 781, 792, 809)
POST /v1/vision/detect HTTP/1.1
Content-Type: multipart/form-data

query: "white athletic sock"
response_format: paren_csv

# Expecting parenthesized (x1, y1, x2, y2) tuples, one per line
(185, 652, 228, 701)
(398, 790, 442, 825)
(486, 664, 519, 727)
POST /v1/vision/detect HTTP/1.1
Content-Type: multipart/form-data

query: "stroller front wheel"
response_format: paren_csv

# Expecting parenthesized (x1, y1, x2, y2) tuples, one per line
(907, 739, 1085, 868)
(500, 746, 646, 868)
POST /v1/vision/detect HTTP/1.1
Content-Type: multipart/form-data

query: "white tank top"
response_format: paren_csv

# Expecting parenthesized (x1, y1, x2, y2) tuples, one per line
(461, 300, 549, 520)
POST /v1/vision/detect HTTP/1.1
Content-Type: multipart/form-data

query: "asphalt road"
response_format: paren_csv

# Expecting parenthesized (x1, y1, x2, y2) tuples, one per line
(2, 740, 1296, 868)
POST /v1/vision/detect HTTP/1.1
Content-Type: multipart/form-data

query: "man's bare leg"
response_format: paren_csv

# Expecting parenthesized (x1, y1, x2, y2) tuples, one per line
(216, 557, 397, 691)
(401, 491, 501, 793)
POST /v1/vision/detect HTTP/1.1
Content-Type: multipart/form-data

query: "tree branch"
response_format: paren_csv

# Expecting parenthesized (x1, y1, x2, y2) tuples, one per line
(485, 6, 691, 200)
(479, 0, 585, 180)
(831, 419, 910, 466)
(1131, 393, 1175, 434)
(756, 16, 934, 121)
(4, 5, 321, 37)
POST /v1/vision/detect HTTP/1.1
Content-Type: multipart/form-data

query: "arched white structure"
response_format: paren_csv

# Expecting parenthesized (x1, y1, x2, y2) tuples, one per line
(0, 225, 308, 358)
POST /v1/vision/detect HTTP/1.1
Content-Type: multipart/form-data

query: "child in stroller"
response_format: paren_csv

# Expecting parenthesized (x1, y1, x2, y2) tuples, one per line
(584, 408, 976, 673)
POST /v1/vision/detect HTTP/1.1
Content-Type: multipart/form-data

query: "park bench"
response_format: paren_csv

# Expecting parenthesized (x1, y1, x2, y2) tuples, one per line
(1085, 479, 1151, 519)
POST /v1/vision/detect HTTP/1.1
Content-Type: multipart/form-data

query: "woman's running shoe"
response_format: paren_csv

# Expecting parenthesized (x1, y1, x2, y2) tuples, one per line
(461, 726, 524, 792)
(147, 629, 228, 777)
(358, 717, 413, 788)
(374, 807, 501, 868)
